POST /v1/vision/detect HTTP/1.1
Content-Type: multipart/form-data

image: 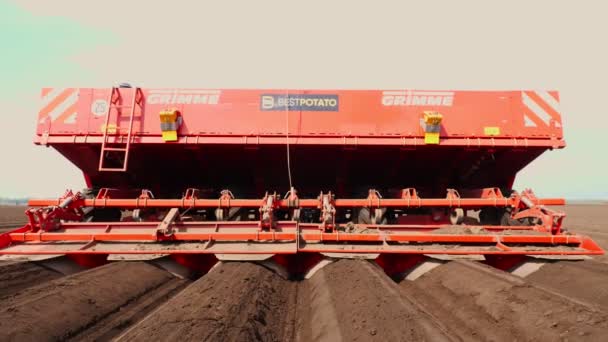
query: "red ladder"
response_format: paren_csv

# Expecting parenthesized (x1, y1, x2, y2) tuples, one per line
(98, 87, 143, 172)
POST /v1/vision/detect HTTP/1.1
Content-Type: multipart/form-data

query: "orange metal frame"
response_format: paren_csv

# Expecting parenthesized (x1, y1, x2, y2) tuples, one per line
(27, 197, 565, 209)
(0, 188, 602, 257)
(0, 221, 603, 256)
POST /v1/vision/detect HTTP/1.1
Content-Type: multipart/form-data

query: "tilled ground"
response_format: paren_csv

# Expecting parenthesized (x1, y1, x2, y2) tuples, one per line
(0, 204, 608, 341)
(555, 204, 608, 264)
(399, 260, 608, 341)
(0, 262, 188, 341)
(0, 206, 26, 232)
(0, 261, 63, 299)
(118, 262, 296, 342)
(295, 259, 452, 342)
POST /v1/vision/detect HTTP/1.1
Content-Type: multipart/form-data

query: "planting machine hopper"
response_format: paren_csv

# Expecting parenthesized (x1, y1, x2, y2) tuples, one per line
(0, 87, 602, 275)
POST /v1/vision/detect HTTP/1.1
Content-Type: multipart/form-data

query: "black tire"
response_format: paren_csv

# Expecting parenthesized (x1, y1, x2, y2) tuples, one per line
(81, 188, 122, 222)
(214, 207, 243, 221)
(500, 209, 525, 226)
(357, 207, 387, 225)
(450, 208, 465, 225)
(479, 207, 501, 225)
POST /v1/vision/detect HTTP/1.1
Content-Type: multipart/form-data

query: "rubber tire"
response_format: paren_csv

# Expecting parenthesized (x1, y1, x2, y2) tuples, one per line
(479, 207, 501, 225)
(215, 207, 242, 221)
(500, 210, 525, 226)
(450, 208, 465, 225)
(81, 188, 122, 222)
(357, 207, 387, 225)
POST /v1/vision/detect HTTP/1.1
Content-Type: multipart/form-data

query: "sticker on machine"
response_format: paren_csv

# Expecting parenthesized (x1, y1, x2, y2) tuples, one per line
(91, 99, 109, 117)
(260, 94, 339, 111)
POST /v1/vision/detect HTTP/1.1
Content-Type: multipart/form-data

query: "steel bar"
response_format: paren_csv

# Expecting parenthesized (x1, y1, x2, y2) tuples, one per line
(28, 197, 565, 209)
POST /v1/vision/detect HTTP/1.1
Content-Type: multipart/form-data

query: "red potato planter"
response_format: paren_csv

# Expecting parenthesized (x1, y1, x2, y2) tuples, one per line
(0, 87, 601, 274)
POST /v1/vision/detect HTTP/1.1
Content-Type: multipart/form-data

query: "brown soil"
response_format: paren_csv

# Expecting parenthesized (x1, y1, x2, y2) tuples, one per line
(559, 204, 608, 263)
(557, 205, 608, 234)
(0, 262, 179, 341)
(0, 206, 27, 222)
(527, 260, 608, 310)
(0, 261, 62, 299)
(588, 235, 608, 263)
(69, 277, 190, 341)
(295, 259, 451, 342)
(399, 260, 608, 341)
(0, 205, 27, 231)
(117, 262, 297, 342)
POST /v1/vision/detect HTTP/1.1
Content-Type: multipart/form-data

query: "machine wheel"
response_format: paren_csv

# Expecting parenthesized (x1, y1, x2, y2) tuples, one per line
(89, 208, 122, 222)
(215, 207, 242, 221)
(449, 208, 465, 225)
(357, 207, 387, 225)
(500, 208, 525, 226)
(479, 207, 501, 225)
(81, 188, 122, 222)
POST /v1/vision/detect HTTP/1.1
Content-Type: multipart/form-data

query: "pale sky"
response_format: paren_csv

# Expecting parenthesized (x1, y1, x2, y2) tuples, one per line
(0, 0, 606, 199)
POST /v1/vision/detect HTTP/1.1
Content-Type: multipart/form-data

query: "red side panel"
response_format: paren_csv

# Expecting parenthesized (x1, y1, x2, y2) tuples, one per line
(35, 89, 564, 145)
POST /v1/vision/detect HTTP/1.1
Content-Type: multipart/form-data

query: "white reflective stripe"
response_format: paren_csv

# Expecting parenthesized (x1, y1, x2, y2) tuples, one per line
(425, 124, 441, 133)
(41, 88, 65, 108)
(64, 112, 77, 124)
(522, 92, 552, 125)
(160, 122, 178, 131)
(535, 90, 561, 113)
(47, 91, 78, 121)
(524, 114, 537, 127)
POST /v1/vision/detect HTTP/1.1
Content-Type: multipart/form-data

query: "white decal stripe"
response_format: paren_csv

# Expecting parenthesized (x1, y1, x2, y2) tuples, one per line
(64, 112, 77, 124)
(535, 90, 561, 114)
(41, 88, 65, 107)
(522, 92, 552, 125)
(47, 91, 78, 121)
(524, 114, 537, 127)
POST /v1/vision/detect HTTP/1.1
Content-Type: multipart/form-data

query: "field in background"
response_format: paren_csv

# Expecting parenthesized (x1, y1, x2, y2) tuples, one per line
(0, 206, 26, 230)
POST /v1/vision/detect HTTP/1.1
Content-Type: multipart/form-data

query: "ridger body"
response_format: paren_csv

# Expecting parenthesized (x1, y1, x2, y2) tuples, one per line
(0, 87, 602, 276)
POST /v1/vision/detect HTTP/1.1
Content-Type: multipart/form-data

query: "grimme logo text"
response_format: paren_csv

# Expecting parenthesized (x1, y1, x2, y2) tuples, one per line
(382, 91, 454, 106)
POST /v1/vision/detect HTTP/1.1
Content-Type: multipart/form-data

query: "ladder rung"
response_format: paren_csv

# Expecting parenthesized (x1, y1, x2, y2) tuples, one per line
(102, 147, 128, 152)
(98, 87, 139, 173)
(99, 167, 127, 172)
